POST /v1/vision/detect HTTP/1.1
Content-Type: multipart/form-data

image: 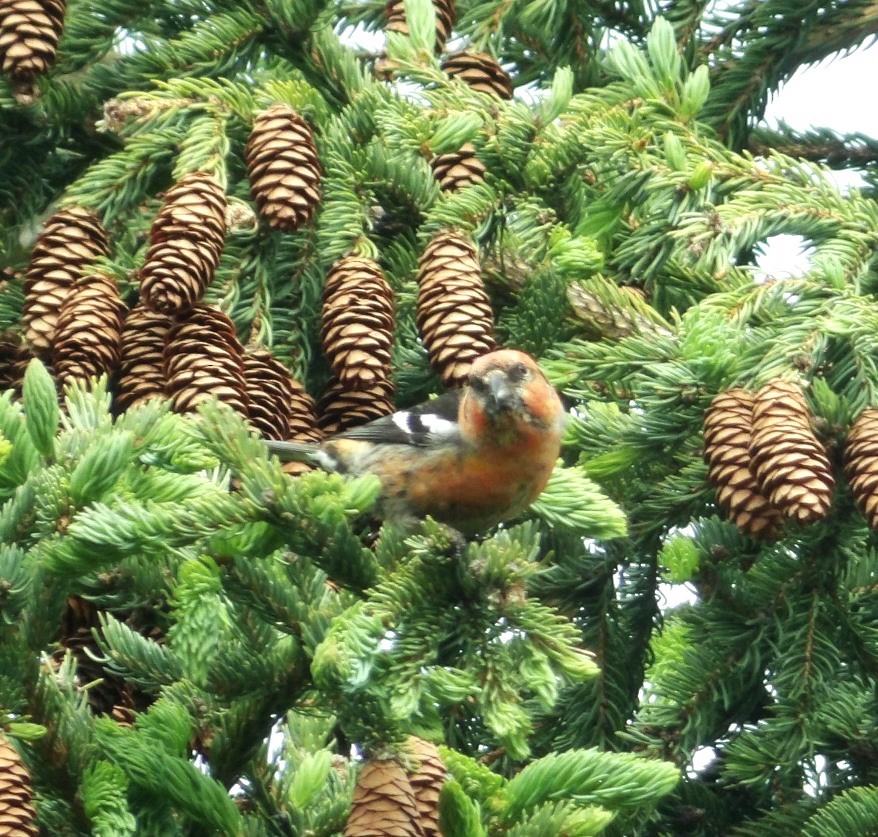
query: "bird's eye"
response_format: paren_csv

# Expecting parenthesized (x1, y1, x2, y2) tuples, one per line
(508, 361, 530, 382)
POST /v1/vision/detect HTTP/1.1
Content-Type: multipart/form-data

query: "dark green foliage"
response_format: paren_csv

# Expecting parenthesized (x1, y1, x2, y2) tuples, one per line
(2, 0, 878, 833)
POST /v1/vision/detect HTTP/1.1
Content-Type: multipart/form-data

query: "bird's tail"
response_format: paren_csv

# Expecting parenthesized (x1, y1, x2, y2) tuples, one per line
(264, 439, 324, 465)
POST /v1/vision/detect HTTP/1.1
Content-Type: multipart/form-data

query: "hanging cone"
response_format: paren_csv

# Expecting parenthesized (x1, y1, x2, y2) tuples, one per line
(53, 597, 132, 717)
(703, 388, 784, 539)
(54, 597, 159, 721)
(115, 305, 173, 412)
(0, 0, 66, 84)
(430, 143, 485, 192)
(281, 375, 322, 476)
(343, 759, 425, 837)
(318, 376, 395, 436)
(385, 0, 456, 52)
(845, 408, 878, 529)
(22, 206, 110, 356)
(245, 104, 322, 232)
(139, 172, 227, 315)
(322, 256, 395, 390)
(288, 377, 321, 443)
(163, 304, 248, 417)
(441, 51, 512, 99)
(242, 348, 297, 441)
(0, 332, 31, 397)
(52, 272, 126, 390)
(567, 282, 665, 341)
(416, 231, 495, 387)
(0, 736, 38, 836)
(749, 379, 835, 523)
(404, 737, 446, 837)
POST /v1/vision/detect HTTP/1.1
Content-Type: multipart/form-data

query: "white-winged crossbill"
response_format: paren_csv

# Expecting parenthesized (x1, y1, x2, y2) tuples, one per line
(266, 349, 566, 534)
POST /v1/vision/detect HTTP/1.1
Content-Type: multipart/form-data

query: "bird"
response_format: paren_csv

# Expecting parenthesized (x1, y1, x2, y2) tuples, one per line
(265, 349, 566, 535)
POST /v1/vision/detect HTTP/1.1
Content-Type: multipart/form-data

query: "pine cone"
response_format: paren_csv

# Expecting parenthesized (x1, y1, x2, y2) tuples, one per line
(416, 231, 495, 387)
(845, 408, 878, 529)
(139, 172, 227, 315)
(53, 597, 128, 717)
(242, 348, 298, 441)
(322, 256, 395, 390)
(567, 282, 659, 341)
(0, 0, 66, 84)
(52, 272, 126, 390)
(55, 597, 159, 720)
(22, 206, 110, 356)
(430, 143, 485, 192)
(245, 104, 322, 232)
(404, 737, 446, 837)
(0, 736, 38, 836)
(318, 376, 394, 436)
(385, 0, 456, 51)
(164, 304, 248, 417)
(289, 379, 321, 442)
(441, 51, 512, 99)
(703, 388, 784, 539)
(115, 305, 173, 412)
(279, 375, 322, 476)
(0, 331, 31, 397)
(749, 379, 835, 523)
(344, 759, 425, 837)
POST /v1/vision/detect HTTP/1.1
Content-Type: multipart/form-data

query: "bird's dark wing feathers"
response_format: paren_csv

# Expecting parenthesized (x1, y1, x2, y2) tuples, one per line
(334, 389, 462, 447)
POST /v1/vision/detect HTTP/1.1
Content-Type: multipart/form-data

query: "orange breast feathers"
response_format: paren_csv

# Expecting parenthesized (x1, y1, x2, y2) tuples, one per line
(325, 436, 558, 534)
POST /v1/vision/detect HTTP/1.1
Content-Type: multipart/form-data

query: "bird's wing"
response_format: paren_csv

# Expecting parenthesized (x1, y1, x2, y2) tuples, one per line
(334, 389, 463, 447)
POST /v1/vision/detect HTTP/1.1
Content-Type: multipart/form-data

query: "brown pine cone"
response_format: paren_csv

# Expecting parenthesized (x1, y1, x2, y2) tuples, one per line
(0, 736, 38, 836)
(163, 304, 248, 417)
(703, 388, 784, 539)
(22, 206, 110, 356)
(749, 379, 835, 524)
(343, 759, 425, 837)
(441, 51, 512, 99)
(0, 331, 32, 397)
(317, 376, 395, 436)
(404, 737, 446, 837)
(245, 104, 322, 232)
(416, 230, 495, 387)
(321, 256, 395, 390)
(242, 348, 297, 441)
(430, 143, 485, 192)
(385, 0, 456, 51)
(139, 173, 227, 315)
(115, 305, 173, 412)
(279, 375, 322, 476)
(0, 0, 66, 84)
(52, 272, 126, 390)
(845, 408, 878, 530)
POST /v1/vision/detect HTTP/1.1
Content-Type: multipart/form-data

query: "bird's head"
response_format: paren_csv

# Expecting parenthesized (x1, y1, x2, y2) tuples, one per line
(462, 349, 565, 442)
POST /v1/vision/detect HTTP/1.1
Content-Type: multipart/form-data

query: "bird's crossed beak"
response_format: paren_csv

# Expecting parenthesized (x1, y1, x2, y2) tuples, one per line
(484, 369, 517, 415)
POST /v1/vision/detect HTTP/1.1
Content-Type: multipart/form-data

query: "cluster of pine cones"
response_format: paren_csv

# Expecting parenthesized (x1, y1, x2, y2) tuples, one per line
(383, 0, 506, 193)
(4, 176, 498, 444)
(0, 0, 512, 449)
(704, 381, 878, 538)
(0, 0, 498, 192)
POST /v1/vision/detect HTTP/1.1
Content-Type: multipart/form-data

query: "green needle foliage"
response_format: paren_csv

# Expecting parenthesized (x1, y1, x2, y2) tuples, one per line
(2, 0, 878, 833)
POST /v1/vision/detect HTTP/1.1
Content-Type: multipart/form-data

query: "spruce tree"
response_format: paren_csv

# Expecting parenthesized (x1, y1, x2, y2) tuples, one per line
(1, 0, 878, 834)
